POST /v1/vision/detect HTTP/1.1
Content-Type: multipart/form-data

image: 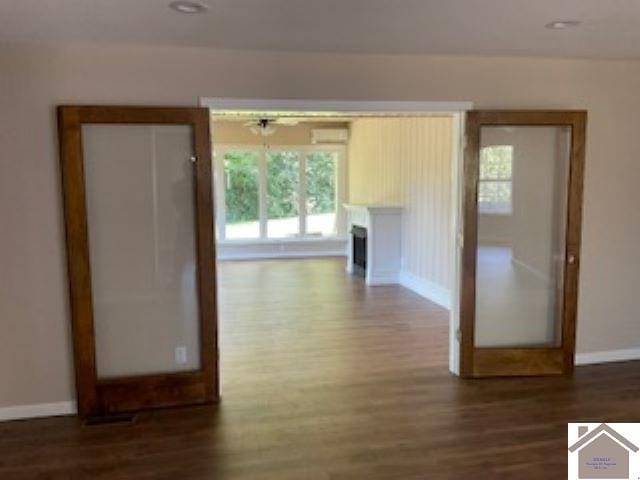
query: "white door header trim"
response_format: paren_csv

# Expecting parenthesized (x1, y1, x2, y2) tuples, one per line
(200, 97, 473, 115)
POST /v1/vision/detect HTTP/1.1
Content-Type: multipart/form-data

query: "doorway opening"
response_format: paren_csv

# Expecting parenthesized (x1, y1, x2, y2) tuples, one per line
(203, 99, 470, 392)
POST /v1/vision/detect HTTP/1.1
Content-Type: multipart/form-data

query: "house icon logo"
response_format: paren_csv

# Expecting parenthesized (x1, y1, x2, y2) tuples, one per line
(568, 423, 639, 479)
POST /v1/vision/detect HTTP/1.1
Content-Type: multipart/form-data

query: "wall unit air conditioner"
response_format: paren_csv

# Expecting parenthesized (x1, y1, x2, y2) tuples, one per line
(311, 128, 349, 144)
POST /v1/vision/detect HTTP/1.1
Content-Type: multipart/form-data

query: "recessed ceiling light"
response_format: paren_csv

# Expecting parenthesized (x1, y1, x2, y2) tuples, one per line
(545, 20, 582, 30)
(169, 1, 208, 14)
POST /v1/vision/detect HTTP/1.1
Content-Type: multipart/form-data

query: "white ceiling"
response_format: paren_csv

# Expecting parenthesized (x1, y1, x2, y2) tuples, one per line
(2, 0, 640, 60)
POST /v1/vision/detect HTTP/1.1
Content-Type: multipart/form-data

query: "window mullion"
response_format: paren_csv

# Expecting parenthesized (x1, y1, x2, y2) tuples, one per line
(298, 151, 307, 237)
(335, 150, 343, 237)
(259, 148, 268, 239)
(216, 148, 226, 241)
(479, 177, 512, 182)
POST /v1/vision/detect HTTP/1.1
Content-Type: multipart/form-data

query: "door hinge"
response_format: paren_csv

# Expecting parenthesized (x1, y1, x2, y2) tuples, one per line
(189, 155, 197, 164)
(456, 328, 462, 342)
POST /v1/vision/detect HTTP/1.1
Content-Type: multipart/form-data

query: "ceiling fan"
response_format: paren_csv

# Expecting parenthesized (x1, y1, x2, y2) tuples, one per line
(244, 118, 299, 136)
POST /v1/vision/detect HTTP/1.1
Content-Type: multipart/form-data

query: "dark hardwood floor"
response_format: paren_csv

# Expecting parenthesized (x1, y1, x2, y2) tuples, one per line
(1, 258, 639, 479)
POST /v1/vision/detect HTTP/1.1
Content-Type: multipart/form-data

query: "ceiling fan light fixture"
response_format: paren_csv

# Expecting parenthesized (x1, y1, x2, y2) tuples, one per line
(545, 20, 582, 30)
(249, 123, 276, 136)
(169, 1, 209, 14)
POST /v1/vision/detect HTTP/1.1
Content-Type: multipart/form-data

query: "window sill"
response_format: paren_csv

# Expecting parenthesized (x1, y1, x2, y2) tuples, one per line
(217, 236, 347, 246)
(479, 211, 513, 216)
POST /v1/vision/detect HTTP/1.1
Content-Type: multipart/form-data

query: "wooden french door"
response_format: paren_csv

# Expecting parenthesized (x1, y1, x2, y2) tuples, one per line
(58, 106, 218, 418)
(459, 111, 587, 377)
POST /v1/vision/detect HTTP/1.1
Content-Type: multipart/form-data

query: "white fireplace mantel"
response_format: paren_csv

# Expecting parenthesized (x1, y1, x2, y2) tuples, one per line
(344, 204, 403, 285)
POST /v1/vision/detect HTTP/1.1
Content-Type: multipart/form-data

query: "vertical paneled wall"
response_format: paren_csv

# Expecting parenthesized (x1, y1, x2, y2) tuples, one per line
(348, 117, 454, 291)
(348, 119, 403, 205)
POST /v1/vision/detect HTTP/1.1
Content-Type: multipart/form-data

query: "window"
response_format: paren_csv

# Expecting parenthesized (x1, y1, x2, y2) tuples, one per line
(223, 150, 260, 239)
(305, 152, 338, 236)
(267, 151, 300, 238)
(216, 146, 342, 241)
(478, 145, 513, 214)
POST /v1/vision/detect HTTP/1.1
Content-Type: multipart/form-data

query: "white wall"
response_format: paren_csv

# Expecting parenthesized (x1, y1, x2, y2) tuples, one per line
(348, 117, 454, 305)
(2, 43, 640, 411)
(348, 119, 403, 205)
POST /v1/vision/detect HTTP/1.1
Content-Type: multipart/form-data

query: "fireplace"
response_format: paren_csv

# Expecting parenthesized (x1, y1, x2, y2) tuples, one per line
(344, 204, 402, 285)
(351, 225, 367, 277)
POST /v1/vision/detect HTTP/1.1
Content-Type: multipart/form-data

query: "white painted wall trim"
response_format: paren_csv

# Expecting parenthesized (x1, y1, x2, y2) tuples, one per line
(575, 347, 640, 366)
(202, 97, 474, 115)
(217, 238, 347, 261)
(218, 250, 346, 261)
(367, 272, 400, 286)
(0, 401, 77, 422)
(449, 111, 464, 377)
(398, 270, 451, 310)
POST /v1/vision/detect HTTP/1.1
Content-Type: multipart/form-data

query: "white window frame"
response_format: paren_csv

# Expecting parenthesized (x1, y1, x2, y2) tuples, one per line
(214, 144, 347, 244)
(478, 145, 514, 215)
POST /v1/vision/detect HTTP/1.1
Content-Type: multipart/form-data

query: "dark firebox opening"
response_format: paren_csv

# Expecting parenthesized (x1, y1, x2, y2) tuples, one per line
(351, 226, 367, 277)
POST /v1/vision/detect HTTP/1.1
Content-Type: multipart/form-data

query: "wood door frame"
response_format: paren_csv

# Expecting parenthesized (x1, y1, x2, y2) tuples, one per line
(58, 106, 218, 418)
(459, 110, 587, 378)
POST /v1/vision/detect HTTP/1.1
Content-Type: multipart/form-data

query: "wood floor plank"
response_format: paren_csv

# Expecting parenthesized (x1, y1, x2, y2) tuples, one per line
(0, 258, 638, 479)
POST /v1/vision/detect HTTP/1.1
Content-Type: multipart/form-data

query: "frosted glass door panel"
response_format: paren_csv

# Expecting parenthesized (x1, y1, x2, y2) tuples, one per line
(474, 126, 571, 347)
(82, 125, 201, 378)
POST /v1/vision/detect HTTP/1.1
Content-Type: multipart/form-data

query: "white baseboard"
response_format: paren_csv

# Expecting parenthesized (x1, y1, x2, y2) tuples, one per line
(0, 401, 77, 422)
(219, 250, 346, 261)
(575, 347, 640, 366)
(398, 270, 451, 310)
(366, 272, 399, 286)
(217, 238, 347, 261)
